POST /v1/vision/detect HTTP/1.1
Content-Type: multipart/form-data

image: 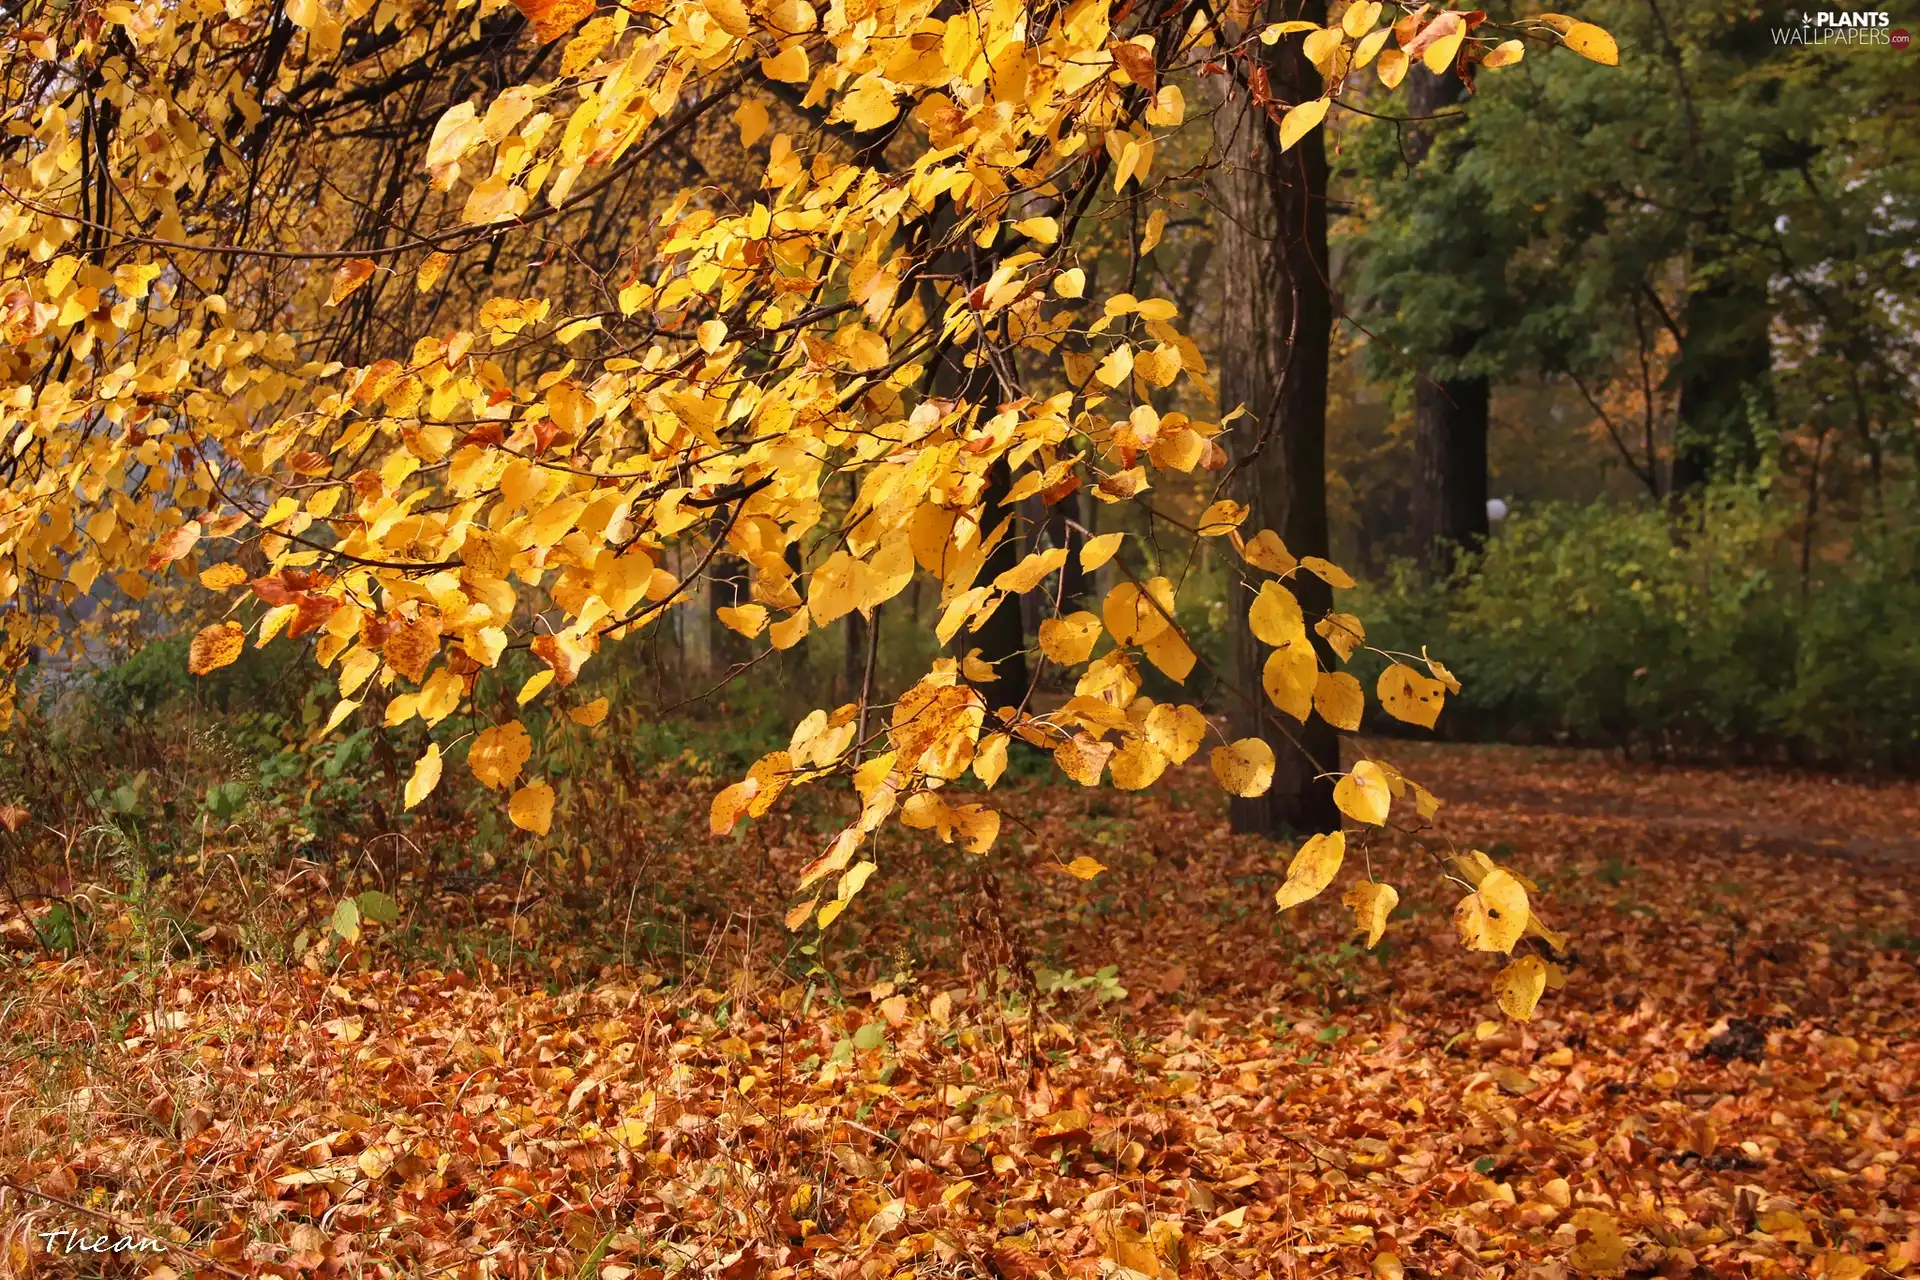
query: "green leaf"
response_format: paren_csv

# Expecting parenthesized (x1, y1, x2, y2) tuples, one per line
(852, 1022, 886, 1050)
(331, 897, 361, 943)
(356, 890, 400, 924)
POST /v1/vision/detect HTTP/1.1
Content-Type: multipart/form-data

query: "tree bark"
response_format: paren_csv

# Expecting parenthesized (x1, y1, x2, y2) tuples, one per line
(1672, 233, 1769, 492)
(972, 458, 1031, 718)
(1212, 0, 1340, 838)
(1412, 360, 1489, 573)
(1406, 62, 1490, 574)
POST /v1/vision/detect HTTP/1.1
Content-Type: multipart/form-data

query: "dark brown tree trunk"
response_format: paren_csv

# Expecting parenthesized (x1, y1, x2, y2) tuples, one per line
(1412, 364, 1489, 573)
(1406, 62, 1490, 574)
(1672, 234, 1769, 492)
(972, 459, 1031, 718)
(1213, 0, 1339, 838)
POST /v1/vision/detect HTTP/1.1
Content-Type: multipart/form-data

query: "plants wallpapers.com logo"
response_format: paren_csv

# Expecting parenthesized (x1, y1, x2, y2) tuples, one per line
(1772, 8, 1911, 44)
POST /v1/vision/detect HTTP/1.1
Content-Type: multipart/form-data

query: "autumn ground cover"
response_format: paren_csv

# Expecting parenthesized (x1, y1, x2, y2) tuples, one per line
(2, 742, 1917, 1280)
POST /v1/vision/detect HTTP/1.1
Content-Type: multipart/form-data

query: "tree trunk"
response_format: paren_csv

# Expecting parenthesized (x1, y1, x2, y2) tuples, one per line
(1212, 0, 1340, 838)
(1406, 61, 1490, 574)
(1412, 362, 1489, 573)
(1672, 233, 1769, 492)
(972, 458, 1031, 718)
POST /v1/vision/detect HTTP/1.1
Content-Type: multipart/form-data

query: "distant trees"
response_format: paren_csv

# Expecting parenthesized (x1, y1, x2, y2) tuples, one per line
(1348, 2, 1917, 535)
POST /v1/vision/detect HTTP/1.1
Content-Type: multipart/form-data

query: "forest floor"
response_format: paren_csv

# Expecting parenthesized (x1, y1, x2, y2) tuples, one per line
(2, 742, 1917, 1280)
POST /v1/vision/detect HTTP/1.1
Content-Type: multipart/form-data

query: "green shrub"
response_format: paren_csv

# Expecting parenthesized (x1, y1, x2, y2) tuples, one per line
(1358, 484, 1920, 770)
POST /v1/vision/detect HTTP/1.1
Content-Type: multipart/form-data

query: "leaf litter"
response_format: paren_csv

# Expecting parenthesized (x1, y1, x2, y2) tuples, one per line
(1, 742, 1916, 1279)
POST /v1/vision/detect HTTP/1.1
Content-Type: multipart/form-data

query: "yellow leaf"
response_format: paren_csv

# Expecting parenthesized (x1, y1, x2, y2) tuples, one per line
(327, 258, 377, 306)
(1422, 27, 1464, 73)
(1341, 0, 1381, 37)
(1353, 26, 1391, 66)
(1495, 954, 1547, 1020)
(1144, 702, 1207, 763)
(1080, 531, 1124, 571)
(1377, 663, 1446, 729)
(1333, 759, 1391, 826)
(508, 781, 555, 836)
(1014, 216, 1059, 244)
(1274, 830, 1345, 909)
(1242, 529, 1296, 575)
(569, 697, 610, 726)
(1568, 1210, 1627, 1272)
(718, 603, 770, 637)
(769, 610, 811, 649)
(1342, 879, 1398, 947)
(561, 15, 614, 72)
(321, 698, 361, 735)
(1562, 21, 1618, 65)
(808, 551, 861, 624)
(1038, 611, 1101, 665)
(416, 252, 452, 292)
(199, 563, 248, 590)
(1817, 1255, 1871, 1280)
(470, 720, 532, 790)
(1054, 734, 1115, 786)
(1249, 581, 1304, 645)
(1278, 97, 1329, 152)
(1482, 38, 1525, 67)
(1758, 1211, 1811, 1245)
(1259, 19, 1320, 42)
(1095, 345, 1135, 387)
(1140, 207, 1168, 253)
(1377, 47, 1408, 87)
(837, 80, 899, 131)
(1300, 554, 1355, 588)
(1102, 579, 1173, 645)
(1262, 639, 1316, 722)
(1316, 612, 1365, 661)
(734, 97, 771, 149)
(147, 520, 201, 570)
(1210, 737, 1274, 797)
(1061, 855, 1107, 880)
(745, 750, 792, 817)
(188, 622, 245, 675)
(1455, 867, 1530, 954)
(761, 44, 810, 86)
(1302, 26, 1345, 72)
(702, 0, 751, 37)
(517, 669, 554, 705)
(1197, 500, 1248, 537)
(953, 804, 999, 853)
(1109, 737, 1167, 790)
(1141, 625, 1195, 682)
(1314, 670, 1363, 730)
(404, 745, 443, 810)
(710, 779, 758, 836)
(993, 546, 1069, 594)
(973, 732, 1009, 787)
(1055, 268, 1086, 298)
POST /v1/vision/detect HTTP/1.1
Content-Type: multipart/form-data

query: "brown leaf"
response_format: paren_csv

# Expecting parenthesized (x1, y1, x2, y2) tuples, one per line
(326, 258, 377, 306)
(1108, 40, 1158, 93)
(512, 0, 596, 43)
